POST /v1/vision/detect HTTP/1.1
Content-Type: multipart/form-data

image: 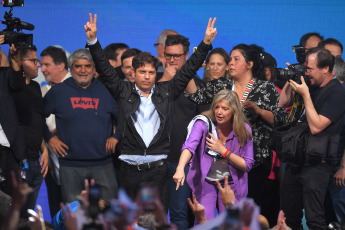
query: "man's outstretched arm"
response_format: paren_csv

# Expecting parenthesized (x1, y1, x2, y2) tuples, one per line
(84, 13, 123, 98)
(172, 18, 217, 98)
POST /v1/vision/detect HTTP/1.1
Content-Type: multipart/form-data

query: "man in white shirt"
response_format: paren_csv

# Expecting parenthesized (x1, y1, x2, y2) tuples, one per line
(40, 46, 71, 218)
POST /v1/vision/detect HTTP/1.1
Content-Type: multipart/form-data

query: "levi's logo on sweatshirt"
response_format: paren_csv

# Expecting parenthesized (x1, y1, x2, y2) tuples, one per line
(70, 97, 99, 109)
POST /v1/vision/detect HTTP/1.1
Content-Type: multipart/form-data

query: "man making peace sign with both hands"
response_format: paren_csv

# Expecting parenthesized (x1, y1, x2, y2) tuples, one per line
(85, 13, 217, 209)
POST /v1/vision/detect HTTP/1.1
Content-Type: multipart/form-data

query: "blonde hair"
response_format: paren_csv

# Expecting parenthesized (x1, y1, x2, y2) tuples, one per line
(203, 90, 252, 146)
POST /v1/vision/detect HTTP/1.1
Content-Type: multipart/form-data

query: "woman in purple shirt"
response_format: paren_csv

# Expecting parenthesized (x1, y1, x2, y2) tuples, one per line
(173, 89, 254, 222)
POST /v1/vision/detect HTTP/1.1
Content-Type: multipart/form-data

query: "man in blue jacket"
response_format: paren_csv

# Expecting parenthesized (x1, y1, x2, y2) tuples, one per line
(43, 48, 120, 203)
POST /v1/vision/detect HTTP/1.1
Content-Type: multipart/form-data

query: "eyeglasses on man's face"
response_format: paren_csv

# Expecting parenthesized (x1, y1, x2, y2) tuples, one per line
(22, 58, 40, 65)
(164, 52, 185, 60)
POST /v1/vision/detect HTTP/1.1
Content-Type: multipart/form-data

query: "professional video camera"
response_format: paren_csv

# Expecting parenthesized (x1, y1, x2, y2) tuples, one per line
(276, 45, 306, 83)
(0, 0, 34, 48)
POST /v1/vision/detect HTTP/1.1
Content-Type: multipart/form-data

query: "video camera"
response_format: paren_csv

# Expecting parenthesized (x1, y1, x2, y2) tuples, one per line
(0, 0, 34, 48)
(276, 45, 306, 83)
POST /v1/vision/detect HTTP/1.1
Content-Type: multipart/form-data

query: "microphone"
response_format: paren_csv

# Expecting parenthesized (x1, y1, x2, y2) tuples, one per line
(18, 21, 34, 31)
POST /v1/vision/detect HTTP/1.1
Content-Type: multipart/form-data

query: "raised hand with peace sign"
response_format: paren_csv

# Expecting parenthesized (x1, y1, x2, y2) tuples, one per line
(203, 17, 217, 45)
(84, 13, 97, 42)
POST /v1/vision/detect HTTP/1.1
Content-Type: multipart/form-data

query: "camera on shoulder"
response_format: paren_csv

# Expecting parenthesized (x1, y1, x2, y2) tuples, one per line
(0, 0, 34, 48)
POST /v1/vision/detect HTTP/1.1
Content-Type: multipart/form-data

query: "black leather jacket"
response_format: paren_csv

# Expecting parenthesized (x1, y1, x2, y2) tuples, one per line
(87, 40, 212, 156)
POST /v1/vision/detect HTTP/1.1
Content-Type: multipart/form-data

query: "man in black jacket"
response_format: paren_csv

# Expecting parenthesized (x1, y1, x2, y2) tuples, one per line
(0, 42, 26, 196)
(84, 14, 217, 208)
(158, 34, 208, 229)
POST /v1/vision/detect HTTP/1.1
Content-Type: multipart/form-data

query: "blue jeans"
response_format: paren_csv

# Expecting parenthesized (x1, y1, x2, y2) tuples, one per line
(168, 162, 191, 230)
(328, 166, 345, 226)
(60, 162, 117, 203)
(23, 160, 43, 216)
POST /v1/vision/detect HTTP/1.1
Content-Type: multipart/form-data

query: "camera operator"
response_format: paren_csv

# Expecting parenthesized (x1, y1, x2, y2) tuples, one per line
(279, 47, 345, 229)
(0, 37, 26, 197)
(300, 32, 324, 53)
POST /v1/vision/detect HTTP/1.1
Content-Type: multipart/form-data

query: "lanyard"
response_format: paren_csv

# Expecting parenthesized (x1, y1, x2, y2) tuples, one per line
(232, 78, 255, 103)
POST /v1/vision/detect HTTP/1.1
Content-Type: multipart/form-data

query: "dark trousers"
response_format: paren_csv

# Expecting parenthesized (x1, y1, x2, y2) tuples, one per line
(0, 146, 20, 196)
(247, 157, 272, 206)
(120, 161, 169, 211)
(327, 166, 345, 225)
(167, 162, 191, 230)
(280, 163, 332, 230)
(60, 162, 118, 203)
(260, 178, 280, 227)
(45, 170, 62, 219)
(21, 160, 43, 218)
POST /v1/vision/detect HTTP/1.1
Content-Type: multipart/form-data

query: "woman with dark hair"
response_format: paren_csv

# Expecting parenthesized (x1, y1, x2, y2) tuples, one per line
(173, 90, 254, 222)
(185, 44, 287, 206)
(203, 48, 230, 82)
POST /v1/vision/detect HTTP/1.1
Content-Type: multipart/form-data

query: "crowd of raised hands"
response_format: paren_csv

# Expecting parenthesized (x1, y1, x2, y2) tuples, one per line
(0, 173, 292, 230)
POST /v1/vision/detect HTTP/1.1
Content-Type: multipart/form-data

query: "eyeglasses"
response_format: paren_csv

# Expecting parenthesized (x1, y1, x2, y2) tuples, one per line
(164, 52, 185, 60)
(154, 43, 162, 48)
(22, 59, 40, 65)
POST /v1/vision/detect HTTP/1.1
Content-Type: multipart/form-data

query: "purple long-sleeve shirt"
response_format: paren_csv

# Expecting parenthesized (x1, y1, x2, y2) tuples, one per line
(182, 120, 254, 203)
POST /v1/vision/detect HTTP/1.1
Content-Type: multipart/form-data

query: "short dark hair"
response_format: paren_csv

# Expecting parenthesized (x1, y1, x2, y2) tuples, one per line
(231, 44, 266, 80)
(306, 47, 335, 73)
(318, 38, 343, 54)
(165, 35, 190, 53)
(104, 43, 129, 61)
(121, 48, 141, 64)
(19, 45, 37, 59)
(40, 46, 68, 70)
(299, 32, 324, 47)
(132, 52, 159, 71)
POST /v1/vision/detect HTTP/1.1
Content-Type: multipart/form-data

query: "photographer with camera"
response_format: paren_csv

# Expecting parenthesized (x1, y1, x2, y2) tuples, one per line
(279, 47, 345, 229)
(0, 41, 26, 198)
(300, 32, 323, 53)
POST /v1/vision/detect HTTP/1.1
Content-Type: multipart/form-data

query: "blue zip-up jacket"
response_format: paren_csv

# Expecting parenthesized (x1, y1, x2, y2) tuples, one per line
(43, 77, 119, 167)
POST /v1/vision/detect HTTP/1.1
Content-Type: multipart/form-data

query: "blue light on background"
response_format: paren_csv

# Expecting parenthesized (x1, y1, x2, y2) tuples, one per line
(3, 0, 343, 223)
(1, 0, 344, 70)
